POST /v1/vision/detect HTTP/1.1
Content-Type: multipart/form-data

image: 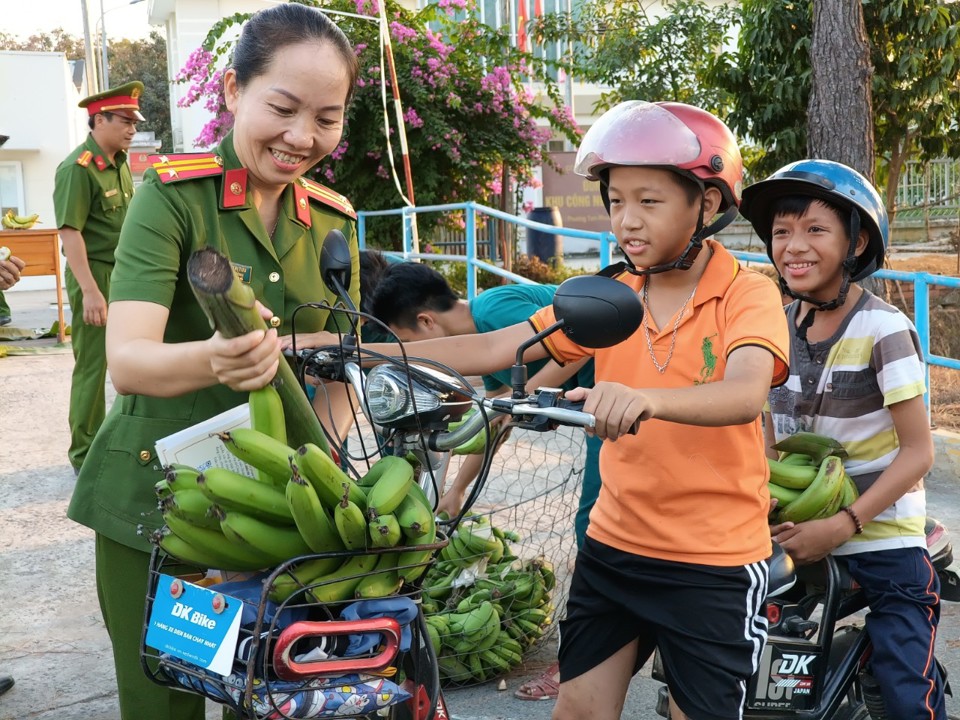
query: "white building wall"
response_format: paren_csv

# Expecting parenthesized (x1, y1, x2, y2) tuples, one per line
(0, 52, 87, 291)
(151, 0, 274, 152)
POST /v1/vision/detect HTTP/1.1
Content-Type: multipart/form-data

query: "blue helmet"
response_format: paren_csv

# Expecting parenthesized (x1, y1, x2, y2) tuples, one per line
(739, 159, 888, 281)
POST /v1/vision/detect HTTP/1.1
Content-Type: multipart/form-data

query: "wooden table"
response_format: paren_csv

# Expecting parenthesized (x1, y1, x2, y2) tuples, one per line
(0, 228, 67, 343)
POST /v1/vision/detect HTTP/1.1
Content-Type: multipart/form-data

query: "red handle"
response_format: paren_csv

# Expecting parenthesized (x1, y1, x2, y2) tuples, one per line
(272, 617, 401, 680)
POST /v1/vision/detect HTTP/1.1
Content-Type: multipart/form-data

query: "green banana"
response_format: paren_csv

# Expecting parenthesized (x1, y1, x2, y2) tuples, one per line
(268, 556, 343, 603)
(163, 513, 272, 570)
(768, 482, 803, 508)
(480, 647, 511, 675)
(437, 655, 471, 682)
(538, 560, 556, 592)
(249, 382, 287, 445)
(778, 455, 846, 523)
(217, 509, 311, 565)
(772, 431, 848, 463)
(779, 452, 814, 466)
(395, 493, 434, 539)
(357, 455, 413, 488)
(163, 489, 218, 529)
(448, 408, 489, 455)
(163, 464, 201, 493)
(424, 618, 443, 655)
(334, 487, 368, 550)
(365, 457, 415, 517)
(156, 530, 241, 571)
(285, 462, 345, 553)
(369, 513, 403, 548)
(248, 383, 288, 487)
(839, 472, 859, 507)
(218, 427, 296, 485)
(308, 552, 380, 603)
(465, 650, 487, 681)
(354, 552, 402, 598)
(766, 458, 820, 489)
(460, 600, 497, 636)
(154, 478, 173, 500)
(458, 520, 502, 556)
(197, 466, 294, 525)
(396, 530, 440, 582)
(297, 443, 366, 509)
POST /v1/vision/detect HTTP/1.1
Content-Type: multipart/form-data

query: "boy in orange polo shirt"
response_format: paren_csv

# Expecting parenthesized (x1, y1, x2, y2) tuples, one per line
(293, 101, 790, 720)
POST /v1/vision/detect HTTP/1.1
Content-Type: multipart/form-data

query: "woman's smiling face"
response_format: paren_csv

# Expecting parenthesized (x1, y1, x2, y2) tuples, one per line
(224, 40, 352, 195)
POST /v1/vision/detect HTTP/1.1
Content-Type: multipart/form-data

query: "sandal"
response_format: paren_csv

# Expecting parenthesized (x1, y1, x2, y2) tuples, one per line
(514, 661, 560, 701)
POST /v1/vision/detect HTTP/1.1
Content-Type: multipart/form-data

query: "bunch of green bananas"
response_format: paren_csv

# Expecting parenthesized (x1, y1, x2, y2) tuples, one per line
(768, 432, 858, 523)
(1, 210, 39, 229)
(151, 384, 439, 604)
(420, 517, 555, 684)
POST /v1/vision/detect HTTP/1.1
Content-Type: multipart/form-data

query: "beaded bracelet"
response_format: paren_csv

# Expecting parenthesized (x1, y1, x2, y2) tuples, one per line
(841, 505, 863, 535)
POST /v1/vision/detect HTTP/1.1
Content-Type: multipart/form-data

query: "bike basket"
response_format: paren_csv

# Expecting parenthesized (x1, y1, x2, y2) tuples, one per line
(140, 534, 447, 719)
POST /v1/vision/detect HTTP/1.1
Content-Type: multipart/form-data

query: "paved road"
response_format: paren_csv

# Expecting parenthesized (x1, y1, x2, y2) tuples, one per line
(2, 289, 960, 720)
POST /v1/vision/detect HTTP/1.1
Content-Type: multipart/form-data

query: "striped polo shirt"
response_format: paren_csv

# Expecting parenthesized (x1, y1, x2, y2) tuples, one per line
(767, 290, 927, 554)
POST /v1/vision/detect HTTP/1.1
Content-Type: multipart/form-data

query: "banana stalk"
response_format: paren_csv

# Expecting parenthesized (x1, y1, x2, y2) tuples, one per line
(187, 247, 330, 455)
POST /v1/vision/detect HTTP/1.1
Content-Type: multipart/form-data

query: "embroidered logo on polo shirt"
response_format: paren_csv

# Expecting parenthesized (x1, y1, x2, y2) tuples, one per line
(230, 262, 252, 284)
(695, 333, 719, 385)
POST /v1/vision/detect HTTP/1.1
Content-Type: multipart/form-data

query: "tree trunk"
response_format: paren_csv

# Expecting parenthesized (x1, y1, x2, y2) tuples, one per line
(807, 0, 884, 297)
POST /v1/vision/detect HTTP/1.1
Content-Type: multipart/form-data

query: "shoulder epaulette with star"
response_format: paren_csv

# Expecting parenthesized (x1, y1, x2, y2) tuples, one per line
(150, 153, 223, 184)
(76, 150, 93, 167)
(296, 177, 356, 220)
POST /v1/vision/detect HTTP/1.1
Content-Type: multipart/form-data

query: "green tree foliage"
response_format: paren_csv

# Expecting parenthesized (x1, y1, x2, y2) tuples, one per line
(716, 0, 960, 207)
(533, 0, 738, 114)
(0, 29, 171, 152)
(108, 31, 173, 152)
(0, 28, 85, 56)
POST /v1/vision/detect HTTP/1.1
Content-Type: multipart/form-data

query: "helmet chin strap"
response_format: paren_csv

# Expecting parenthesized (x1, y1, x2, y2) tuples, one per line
(599, 177, 740, 277)
(781, 210, 861, 347)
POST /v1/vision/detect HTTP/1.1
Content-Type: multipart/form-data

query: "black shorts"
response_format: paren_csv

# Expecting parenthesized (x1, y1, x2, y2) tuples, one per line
(558, 537, 769, 720)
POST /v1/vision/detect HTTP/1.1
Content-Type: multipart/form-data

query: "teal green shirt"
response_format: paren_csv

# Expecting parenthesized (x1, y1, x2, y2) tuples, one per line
(68, 131, 360, 552)
(470, 283, 594, 392)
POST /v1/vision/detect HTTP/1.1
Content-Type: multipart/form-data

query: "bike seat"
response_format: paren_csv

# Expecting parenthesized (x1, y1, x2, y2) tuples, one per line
(767, 543, 797, 597)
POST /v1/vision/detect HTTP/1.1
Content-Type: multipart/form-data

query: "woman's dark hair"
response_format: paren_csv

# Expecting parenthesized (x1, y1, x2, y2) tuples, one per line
(232, 4, 359, 104)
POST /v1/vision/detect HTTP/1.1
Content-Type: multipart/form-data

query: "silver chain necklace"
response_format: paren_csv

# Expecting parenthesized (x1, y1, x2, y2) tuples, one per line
(641, 279, 699, 374)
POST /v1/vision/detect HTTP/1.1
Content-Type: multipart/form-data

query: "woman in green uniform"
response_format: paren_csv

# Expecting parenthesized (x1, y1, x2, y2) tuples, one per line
(66, 5, 360, 718)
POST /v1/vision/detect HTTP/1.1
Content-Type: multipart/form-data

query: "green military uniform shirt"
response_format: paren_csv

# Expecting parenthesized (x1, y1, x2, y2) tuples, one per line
(53, 134, 134, 261)
(67, 130, 360, 552)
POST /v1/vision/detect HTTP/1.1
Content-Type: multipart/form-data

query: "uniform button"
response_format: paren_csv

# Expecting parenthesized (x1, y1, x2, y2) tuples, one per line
(139, 450, 151, 461)
(807, 378, 815, 385)
(269, 272, 280, 283)
(269, 316, 281, 328)
(124, 192, 129, 198)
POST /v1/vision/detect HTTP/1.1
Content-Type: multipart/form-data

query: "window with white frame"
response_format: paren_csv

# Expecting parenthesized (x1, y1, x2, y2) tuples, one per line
(0, 162, 25, 216)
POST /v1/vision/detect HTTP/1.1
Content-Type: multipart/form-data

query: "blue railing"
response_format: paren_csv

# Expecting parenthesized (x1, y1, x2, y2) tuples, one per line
(358, 201, 959, 404)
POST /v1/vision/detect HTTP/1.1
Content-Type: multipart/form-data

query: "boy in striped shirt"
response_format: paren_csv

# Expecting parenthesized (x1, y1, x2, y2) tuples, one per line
(740, 159, 944, 720)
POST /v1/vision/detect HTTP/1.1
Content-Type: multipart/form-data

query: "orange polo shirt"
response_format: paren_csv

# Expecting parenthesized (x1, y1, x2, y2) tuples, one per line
(531, 240, 789, 566)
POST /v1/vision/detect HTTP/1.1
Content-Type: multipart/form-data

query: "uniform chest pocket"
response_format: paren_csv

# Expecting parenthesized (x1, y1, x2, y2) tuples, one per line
(829, 369, 879, 399)
(101, 191, 123, 213)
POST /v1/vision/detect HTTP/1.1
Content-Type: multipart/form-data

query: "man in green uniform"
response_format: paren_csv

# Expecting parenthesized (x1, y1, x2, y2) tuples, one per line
(54, 81, 143, 475)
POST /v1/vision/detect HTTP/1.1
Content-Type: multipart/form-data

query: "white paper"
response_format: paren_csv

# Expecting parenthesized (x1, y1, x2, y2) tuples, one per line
(154, 403, 256, 478)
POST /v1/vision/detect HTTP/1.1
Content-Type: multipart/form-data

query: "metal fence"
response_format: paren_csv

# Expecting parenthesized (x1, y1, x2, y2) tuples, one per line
(358, 201, 960, 408)
(895, 158, 960, 220)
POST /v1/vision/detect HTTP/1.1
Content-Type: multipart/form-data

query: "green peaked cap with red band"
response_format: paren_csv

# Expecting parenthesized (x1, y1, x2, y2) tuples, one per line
(79, 80, 145, 121)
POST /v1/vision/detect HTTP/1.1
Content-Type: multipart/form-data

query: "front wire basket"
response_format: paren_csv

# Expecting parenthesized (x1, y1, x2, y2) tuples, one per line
(141, 533, 447, 720)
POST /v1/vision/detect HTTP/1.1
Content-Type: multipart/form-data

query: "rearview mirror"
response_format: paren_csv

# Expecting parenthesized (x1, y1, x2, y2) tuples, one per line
(552, 275, 643, 348)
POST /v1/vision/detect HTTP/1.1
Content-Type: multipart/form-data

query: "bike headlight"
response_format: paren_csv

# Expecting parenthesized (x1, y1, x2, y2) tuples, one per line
(364, 364, 443, 425)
